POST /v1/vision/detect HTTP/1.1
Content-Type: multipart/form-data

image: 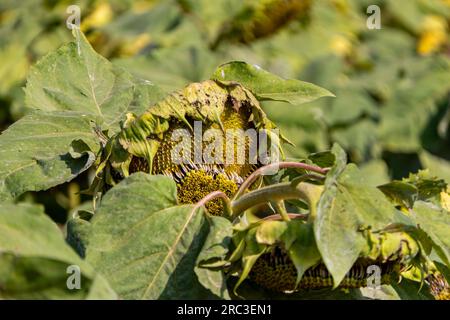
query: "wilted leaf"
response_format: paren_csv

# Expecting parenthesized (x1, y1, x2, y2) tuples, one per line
(211, 61, 334, 105)
(0, 111, 98, 201)
(378, 181, 418, 208)
(403, 169, 447, 201)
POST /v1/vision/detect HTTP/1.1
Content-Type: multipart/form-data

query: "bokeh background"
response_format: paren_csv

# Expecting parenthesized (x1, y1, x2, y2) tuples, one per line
(1, 0, 450, 223)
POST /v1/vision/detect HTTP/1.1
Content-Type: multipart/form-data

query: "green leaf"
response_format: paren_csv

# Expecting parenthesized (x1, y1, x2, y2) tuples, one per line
(411, 201, 450, 268)
(287, 223, 321, 285)
(359, 160, 390, 187)
(0, 111, 98, 201)
(234, 228, 265, 294)
(195, 216, 232, 299)
(66, 217, 91, 259)
(391, 279, 435, 300)
(378, 181, 418, 208)
(196, 217, 232, 267)
(280, 219, 305, 249)
(0, 29, 168, 201)
(85, 173, 216, 299)
(308, 151, 336, 168)
(211, 61, 334, 105)
(255, 221, 288, 245)
(315, 144, 403, 287)
(0, 203, 116, 299)
(24, 28, 163, 134)
(403, 169, 447, 201)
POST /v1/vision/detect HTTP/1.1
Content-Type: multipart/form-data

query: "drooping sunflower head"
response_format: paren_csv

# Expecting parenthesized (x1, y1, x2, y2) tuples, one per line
(230, 218, 421, 293)
(248, 247, 400, 292)
(98, 79, 285, 216)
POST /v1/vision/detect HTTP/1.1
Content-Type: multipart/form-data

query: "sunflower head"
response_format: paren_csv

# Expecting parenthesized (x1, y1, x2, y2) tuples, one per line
(177, 170, 238, 216)
(230, 217, 420, 293)
(96, 79, 284, 216)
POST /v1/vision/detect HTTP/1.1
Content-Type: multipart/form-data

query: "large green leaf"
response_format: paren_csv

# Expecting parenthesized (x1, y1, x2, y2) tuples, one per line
(85, 173, 216, 299)
(0, 111, 98, 201)
(315, 144, 402, 287)
(0, 27, 166, 200)
(411, 201, 450, 267)
(0, 203, 116, 299)
(211, 61, 334, 105)
(25, 28, 163, 133)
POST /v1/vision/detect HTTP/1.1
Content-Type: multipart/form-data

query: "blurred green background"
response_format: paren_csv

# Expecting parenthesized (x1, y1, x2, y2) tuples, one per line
(1, 0, 449, 223)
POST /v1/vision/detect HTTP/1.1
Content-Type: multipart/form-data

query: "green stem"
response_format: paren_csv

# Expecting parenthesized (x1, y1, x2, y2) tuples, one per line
(233, 162, 328, 201)
(273, 200, 290, 221)
(231, 181, 323, 219)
